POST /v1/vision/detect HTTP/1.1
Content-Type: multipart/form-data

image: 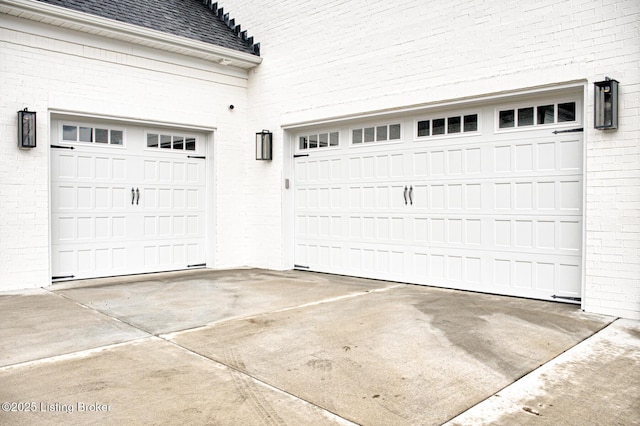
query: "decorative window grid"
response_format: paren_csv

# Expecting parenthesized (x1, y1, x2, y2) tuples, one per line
(352, 123, 401, 144)
(146, 132, 196, 151)
(498, 101, 576, 129)
(62, 124, 124, 146)
(416, 113, 479, 138)
(299, 131, 339, 150)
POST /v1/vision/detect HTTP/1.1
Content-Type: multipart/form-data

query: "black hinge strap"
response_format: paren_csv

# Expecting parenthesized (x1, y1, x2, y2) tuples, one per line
(294, 264, 310, 269)
(552, 128, 583, 134)
(52, 275, 75, 280)
(187, 263, 206, 268)
(551, 295, 581, 301)
(51, 145, 75, 150)
(294, 154, 309, 158)
(187, 155, 206, 159)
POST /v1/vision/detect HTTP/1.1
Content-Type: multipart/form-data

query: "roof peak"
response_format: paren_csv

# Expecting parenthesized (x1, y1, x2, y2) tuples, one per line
(204, 1, 260, 56)
(32, 0, 260, 56)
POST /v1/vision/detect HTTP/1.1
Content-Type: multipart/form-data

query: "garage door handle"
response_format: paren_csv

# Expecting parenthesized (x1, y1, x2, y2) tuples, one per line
(131, 188, 135, 205)
(403, 186, 408, 205)
(409, 186, 413, 205)
(136, 188, 140, 205)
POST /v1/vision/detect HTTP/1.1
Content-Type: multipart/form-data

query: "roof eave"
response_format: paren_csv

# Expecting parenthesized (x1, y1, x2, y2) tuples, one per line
(0, 0, 263, 69)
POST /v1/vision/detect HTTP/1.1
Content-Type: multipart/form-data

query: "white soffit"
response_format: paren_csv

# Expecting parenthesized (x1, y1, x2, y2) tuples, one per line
(0, 0, 263, 69)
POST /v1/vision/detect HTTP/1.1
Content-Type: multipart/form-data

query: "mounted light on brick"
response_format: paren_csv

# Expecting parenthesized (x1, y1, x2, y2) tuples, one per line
(17, 108, 36, 149)
(256, 130, 272, 161)
(594, 77, 619, 130)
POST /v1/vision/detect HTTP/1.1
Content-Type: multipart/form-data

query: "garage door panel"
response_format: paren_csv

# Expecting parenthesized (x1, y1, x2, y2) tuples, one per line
(402, 249, 581, 299)
(52, 214, 129, 243)
(559, 180, 582, 210)
(347, 244, 407, 282)
(53, 154, 75, 179)
(141, 187, 203, 211)
(410, 248, 484, 288)
(389, 185, 407, 209)
(487, 253, 581, 299)
(143, 239, 203, 269)
(296, 213, 339, 239)
(490, 178, 582, 213)
(53, 185, 129, 212)
(489, 138, 583, 176)
(559, 138, 583, 170)
(491, 217, 582, 254)
(52, 152, 130, 182)
(53, 244, 135, 277)
(405, 179, 582, 214)
(345, 151, 409, 181)
(54, 186, 75, 210)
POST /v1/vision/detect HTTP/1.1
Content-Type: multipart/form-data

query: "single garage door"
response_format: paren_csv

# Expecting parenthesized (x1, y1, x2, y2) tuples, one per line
(51, 118, 207, 280)
(294, 93, 583, 302)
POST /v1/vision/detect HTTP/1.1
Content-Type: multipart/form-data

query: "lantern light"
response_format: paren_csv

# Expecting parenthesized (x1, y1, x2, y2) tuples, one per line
(18, 108, 37, 149)
(256, 130, 272, 160)
(594, 78, 619, 130)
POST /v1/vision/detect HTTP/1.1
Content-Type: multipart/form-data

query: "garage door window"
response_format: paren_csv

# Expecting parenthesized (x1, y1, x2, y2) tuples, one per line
(352, 123, 401, 144)
(146, 133, 196, 151)
(416, 113, 478, 138)
(299, 132, 339, 150)
(498, 101, 576, 129)
(62, 124, 124, 145)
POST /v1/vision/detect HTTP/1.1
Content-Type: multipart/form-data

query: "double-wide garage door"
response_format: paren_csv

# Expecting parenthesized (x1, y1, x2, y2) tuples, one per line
(51, 118, 207, 280)
(294, 93, 584, 301)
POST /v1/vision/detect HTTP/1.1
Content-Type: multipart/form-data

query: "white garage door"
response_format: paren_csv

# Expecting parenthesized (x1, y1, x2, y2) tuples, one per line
(51, 119, 207, 280)
(294, 94, 584, 302)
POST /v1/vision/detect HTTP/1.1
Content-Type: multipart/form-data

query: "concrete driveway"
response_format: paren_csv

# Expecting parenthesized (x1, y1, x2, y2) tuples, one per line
(0, 269, 638, 425)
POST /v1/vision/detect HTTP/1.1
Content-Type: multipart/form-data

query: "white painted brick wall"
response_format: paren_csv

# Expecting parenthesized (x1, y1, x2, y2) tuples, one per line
(220, 0, 639, 318)
(0, 15, 252, 289)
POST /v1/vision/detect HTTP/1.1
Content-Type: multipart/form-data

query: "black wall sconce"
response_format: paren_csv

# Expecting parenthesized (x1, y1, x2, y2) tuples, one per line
(256, 130, 272, 160)
(18, 108, 37, 149)
(594, 78, 618, 130)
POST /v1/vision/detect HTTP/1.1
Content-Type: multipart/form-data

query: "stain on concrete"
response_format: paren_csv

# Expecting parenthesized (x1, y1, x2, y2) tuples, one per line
(306, 359, 333, 371)
(446, 319, 640, 426)
(627, 326, 640, 340)
(49, 269, 391, 335)
(409, 287, 611, 378)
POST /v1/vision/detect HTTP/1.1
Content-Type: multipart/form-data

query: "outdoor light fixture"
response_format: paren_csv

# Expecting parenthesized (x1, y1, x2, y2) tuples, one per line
(17, 108, 37, 149)
(594, 77, 619, 130)
(256, 130, 272, 160)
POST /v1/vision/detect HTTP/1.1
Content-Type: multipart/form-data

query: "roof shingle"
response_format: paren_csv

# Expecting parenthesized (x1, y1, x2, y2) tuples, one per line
(34, 0, 259, 56)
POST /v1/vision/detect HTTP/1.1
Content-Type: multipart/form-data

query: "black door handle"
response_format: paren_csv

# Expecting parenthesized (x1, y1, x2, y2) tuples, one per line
(131, 188, 135, 205)
(136, 188, 140, 205)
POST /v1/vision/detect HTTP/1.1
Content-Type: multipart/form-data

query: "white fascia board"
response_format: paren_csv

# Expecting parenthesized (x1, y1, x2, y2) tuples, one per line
(0, 0, 262, 69)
